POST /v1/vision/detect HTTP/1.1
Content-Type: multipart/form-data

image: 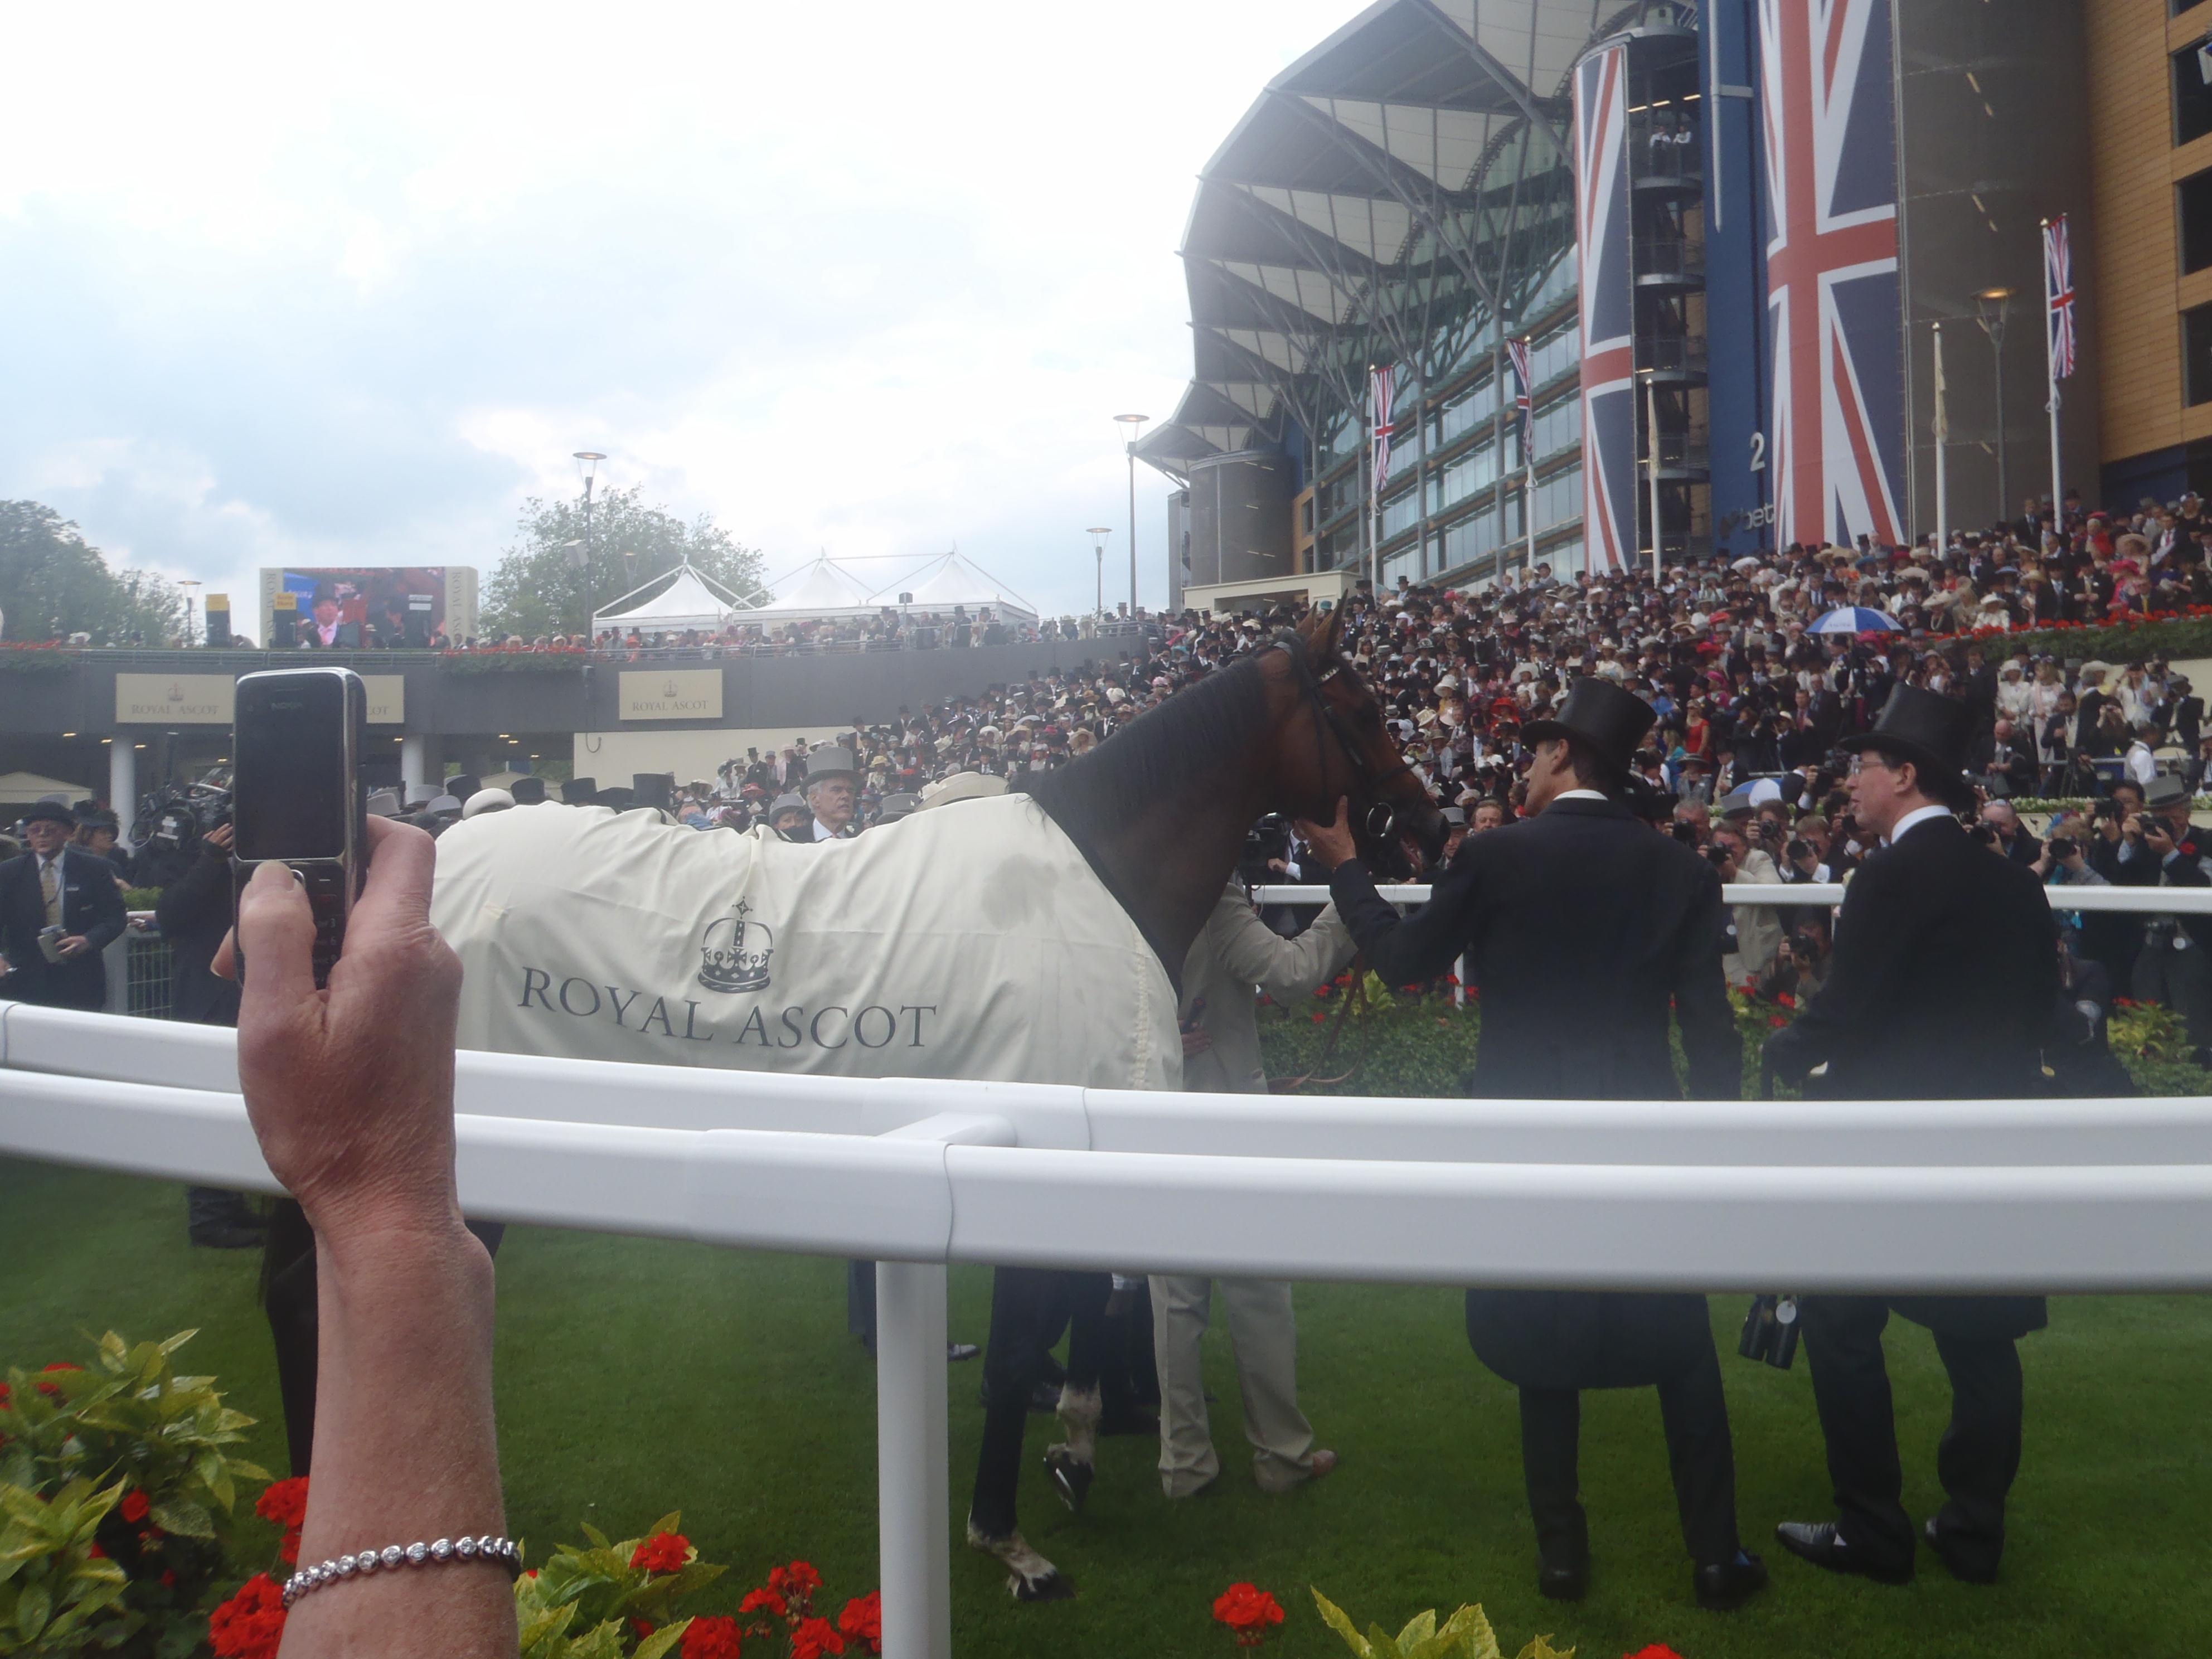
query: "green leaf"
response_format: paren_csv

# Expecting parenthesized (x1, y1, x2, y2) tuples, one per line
(1440, 1603, 1500, 1659)
(13, 1581, 48, 1643)
(564, 1618, 629, 1659)
(518, 1600, 580, 1655)
(644, 1511, 682, 1542)
(147, 1498, 215, 1540)
(1309, 1588, 1373, 1659)
(1511, 1639, 1574, 1659)
(1366, 1621, 1405, 1659)
(578, 1522, 612, 1551)
(633, 1618, 693, 1659)
(1396, 1609, 1437, 1649)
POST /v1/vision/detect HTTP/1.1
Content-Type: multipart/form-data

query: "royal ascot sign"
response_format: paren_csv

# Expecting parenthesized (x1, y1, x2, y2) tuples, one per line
(619, 669, 724, 722)
(360, 675, 405, 725)
(115, 674, 235, 725)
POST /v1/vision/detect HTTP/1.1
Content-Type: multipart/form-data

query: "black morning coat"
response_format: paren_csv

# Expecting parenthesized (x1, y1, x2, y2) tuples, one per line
(1326, 793, 1742, 1390)
(1764, 810, 2060, 1341)
(0, 845, 128, 1011)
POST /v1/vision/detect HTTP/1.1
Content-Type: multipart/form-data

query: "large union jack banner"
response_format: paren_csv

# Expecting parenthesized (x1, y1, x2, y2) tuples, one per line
(1573, 42, 1634, 572)
(1758, 0, 1904, 550)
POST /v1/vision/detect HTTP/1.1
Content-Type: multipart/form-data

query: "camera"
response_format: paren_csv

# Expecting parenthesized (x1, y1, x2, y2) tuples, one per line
(2048, 836, 2077, 860)
(1970, 823, 1998, 846)
(1671, 821, 1699, 845)
(1737, 1294, 1801, 1369)
(1240, 814, 1292, 885)
(1785, 837, 1812, 862)
(1703, 844, 1731, 870)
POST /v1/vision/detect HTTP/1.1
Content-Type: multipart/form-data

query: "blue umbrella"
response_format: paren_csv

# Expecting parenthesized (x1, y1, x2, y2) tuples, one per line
(1810, 605, 1902, 635)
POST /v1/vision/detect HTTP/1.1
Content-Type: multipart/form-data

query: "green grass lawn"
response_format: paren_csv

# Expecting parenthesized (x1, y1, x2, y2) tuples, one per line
(6, 1156, 2210, 1658)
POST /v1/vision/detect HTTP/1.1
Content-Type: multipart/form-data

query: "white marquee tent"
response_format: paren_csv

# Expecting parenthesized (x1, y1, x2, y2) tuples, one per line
(591, 562, 761, 637)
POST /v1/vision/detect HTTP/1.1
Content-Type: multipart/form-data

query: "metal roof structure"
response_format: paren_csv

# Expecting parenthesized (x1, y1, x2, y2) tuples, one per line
(1141, 0, 1644, 482)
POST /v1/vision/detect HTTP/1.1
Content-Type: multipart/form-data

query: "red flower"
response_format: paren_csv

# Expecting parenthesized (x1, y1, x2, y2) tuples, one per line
(1313, 986, 1330, 1000)
(633, 1619, 658, 1639)
(630, 1531, 692, 1574)
(790, 1616, 846, 1659)
(1624, 1648, 1687, 1659)
(740, 1588, 788, 1619)
(161, 1569, 178, 1589)
(836, 1592, 882, 1652)
(1776, 992, 1796, 1008)
(119, 1490, 151, 1524)
(36, 1361, 81, 1399)
(1310, 1011, 1326, 1024)
(0, 1381, 11, 1407)
(1768, 1014, 1789, 1028)
(772, 1561, 824, 1597)
(88, 1542, 106, 1559)
(255, 1477, 309, 1529)
(1212, 1583, 1287, 1646)
(208, 1573, 287, 1659)
(279, 1529, 302, 1566)
(684, 1616, 744, 1659)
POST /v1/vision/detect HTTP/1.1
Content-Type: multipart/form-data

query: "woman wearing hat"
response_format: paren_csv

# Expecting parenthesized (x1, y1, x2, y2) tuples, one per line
(1764, 683, 2059, 1588)
(1297, 676, 1762, 1614)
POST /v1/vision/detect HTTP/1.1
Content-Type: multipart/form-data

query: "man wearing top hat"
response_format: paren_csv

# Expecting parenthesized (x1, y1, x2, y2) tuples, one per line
(1764, 683, 2059, 1587)
(803, 744, 860, 840)
(1297, 676, 1763, 1614)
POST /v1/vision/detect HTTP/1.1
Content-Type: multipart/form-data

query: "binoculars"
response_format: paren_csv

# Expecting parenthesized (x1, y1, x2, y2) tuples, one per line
(1737, 1294, 1802, 1370)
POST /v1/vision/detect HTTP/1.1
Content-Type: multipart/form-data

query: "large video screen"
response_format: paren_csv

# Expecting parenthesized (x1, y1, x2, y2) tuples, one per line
(265, 567, 454, 648)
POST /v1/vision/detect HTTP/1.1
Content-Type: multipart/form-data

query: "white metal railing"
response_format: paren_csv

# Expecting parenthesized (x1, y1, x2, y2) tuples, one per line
(1253, 881, 2212, 913)
(7, 981, 2212, 1658)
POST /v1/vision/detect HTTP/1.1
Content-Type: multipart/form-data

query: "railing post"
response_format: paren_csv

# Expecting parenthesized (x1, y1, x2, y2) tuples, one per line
(875, 1259, 952, 1659)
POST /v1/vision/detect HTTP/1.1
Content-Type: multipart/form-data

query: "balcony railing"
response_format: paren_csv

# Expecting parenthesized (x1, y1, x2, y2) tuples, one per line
(1637, 334, 1709, 375)
(1634, 238, 1706, 281)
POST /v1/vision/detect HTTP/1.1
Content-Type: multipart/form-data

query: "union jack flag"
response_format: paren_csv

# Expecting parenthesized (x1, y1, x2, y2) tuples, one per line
(1507, 336, 1535, 458)
(2044, 214, 2076, 380)
(1758, 0, 1904, 551)
(1572, 42, 1634, 571)
(1370, 365, 1398, 493)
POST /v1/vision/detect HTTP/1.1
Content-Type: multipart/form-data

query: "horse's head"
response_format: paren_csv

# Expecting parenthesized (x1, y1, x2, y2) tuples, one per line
(1265, 606, 1446, 876)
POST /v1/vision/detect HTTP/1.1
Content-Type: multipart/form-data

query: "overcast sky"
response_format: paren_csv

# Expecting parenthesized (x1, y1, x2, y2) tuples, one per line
(1, 2, 1360, 627)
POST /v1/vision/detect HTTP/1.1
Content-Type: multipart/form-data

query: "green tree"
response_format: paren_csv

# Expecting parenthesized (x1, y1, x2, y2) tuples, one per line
(0, 501, 188, 645)
(478, 486, 766, 641)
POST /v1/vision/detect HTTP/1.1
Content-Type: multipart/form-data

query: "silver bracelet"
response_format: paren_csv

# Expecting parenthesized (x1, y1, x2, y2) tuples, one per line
(281, 1535, 521, 1608)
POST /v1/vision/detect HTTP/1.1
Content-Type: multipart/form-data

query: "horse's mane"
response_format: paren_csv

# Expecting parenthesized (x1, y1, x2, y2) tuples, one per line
(1026, 652, 1272, 842)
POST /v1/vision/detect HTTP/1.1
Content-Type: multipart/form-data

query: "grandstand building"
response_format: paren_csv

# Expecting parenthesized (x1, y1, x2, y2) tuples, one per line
(1139, 0, 2097, 613)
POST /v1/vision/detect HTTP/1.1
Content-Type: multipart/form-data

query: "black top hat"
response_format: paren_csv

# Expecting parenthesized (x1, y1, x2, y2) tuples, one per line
(560, 777, 599, 805)
(632, 773, 676, 813)
(596, 785, 637, 813)
(1520, 677, 1656, 779)
(510, 776, 548, 806)
(1841, 684, 1975, 808)
(446, 774, 482, 802)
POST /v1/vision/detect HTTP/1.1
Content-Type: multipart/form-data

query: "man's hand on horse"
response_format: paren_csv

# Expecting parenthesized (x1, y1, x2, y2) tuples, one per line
(1293, 797, 1358, 870)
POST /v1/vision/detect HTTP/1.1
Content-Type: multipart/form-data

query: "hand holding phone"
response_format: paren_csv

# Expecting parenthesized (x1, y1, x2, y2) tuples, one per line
(230, 667, 367, 988)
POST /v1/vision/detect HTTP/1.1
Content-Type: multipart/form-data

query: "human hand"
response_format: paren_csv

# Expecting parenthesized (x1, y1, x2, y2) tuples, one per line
(55, 935, 90, 959)
(2145, 822, 2177, 857)
(218, 816, 464, 1246)
(204, 822, 234, 854)
(1180, 1026, 1214, 1058)
(2124, 813, 2145, 842)
(1292, 798, 1359, 870)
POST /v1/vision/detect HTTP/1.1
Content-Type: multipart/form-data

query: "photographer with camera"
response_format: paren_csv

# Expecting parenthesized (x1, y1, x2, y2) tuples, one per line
(2126, 774, 2212, 1054)
(152, 798, 268, 1250)
(1713, 819, 1783, 984)
(1757, 911, 1832, 1003)
(1764, 686, 2058, 1588)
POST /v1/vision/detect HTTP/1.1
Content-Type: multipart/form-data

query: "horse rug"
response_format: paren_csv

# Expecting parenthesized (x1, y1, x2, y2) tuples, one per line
(429, 795, 1178, 1090)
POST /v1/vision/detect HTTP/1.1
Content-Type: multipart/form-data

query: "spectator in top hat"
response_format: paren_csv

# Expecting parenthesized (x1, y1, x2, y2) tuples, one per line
(560, 777, 599, 806)
(804, 745, 860, 840)
(1298, 676, 1762, 1613)
(0, 800, 127, 1011)
(510, 776, 548, 806)
(1766, 683, 2059, 1588)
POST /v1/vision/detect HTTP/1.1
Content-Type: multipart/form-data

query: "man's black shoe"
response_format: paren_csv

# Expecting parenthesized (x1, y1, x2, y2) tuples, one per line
(1774, 1520, 1913, 1584)
(1923, 1517, 1998, 1584)
(188, 1223, 267, 1250)
(1536, 1560, 1588, 1602)
(1694, 1552, 1769, 1612)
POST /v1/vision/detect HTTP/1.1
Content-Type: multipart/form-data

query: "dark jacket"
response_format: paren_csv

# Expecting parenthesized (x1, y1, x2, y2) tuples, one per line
(0, 846, 127, 1010)
(1764, 812, 2058, 1343)
(1328, 794, 1742, 1391)
(1328, 795, 1740, 1100)
(154, 846, 241, 1027)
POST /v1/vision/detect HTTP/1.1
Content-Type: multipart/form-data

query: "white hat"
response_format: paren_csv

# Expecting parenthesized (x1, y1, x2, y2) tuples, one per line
(918, 771, 1009, 810)
(462, 787, 516, 820)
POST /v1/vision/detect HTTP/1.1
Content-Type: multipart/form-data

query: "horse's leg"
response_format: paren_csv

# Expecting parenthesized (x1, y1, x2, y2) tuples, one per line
(967, 1267, 1076, 1601)
(1044, 1270, 1113, 1513)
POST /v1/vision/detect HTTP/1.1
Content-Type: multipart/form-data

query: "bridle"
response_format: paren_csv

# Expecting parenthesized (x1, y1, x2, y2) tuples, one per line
(1268, 629, 1425, 845)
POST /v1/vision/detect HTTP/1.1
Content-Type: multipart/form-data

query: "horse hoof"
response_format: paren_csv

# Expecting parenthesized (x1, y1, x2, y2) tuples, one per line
(965, 1522, 1073, 1602)
(1011, 1565, 1076, 1602)
(1044, 1445, 1094, 1514)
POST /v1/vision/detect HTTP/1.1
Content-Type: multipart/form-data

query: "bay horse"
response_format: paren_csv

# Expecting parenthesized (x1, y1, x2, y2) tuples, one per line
(429, 601, 1438, 1597)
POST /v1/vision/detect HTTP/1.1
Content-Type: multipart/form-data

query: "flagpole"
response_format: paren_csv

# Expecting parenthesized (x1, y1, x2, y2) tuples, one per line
(1366, 366, 1379, 595)
(1932, 319, 1949, 556)
(2042, 217, 2063, 537)
(1644, 371, 1663, 584)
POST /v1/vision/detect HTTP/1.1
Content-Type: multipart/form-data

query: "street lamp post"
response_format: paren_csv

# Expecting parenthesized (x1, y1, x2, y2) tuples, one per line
(1974, 289, 2011, 526)
(177, 579, 201, 648)
(1085, 526, 1114, 619)
(574, 451, 607, 636)
(1114, 414, 1148, 622)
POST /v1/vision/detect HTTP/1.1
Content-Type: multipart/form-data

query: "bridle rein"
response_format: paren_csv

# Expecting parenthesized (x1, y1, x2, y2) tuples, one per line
(1267, 629, 1425, 846)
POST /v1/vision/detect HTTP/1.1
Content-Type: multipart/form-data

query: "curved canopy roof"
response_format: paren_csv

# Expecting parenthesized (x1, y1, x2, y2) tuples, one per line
(1142, 0, 1637, 481)
(591, 561, 759, 636)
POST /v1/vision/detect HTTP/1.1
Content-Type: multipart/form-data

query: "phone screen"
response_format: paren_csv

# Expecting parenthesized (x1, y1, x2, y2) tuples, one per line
(234, 673, 350, 860)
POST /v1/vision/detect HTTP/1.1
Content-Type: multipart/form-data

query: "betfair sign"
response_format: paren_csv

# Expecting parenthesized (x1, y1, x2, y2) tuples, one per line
(619, 669, 724, 722)
(115, 674, 235, 725)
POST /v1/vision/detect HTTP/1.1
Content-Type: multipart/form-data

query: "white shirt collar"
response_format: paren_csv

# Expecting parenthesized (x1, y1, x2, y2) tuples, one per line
(1554, 789, 1609, 803)
(1886, 804, 1954, 845)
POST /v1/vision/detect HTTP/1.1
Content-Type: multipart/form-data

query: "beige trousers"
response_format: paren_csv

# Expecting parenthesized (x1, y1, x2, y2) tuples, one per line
(1149, 1274, 1317, 1497)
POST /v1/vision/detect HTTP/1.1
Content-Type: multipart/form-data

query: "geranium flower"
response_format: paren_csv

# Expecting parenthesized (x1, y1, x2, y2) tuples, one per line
(683, 1615, 744, 1659)
(771, 1560, 823, 1597)
(836, 1592, 882, 1652)
(630, 1531, 692, 1574)
(1623, 1647, 1686, 1659)
(208, 1573, 287, 1659)
(740, 1588, 788, 1619)
(790, 1616, 846, 1659)
(254, 1477, 308, 1528)
(119, 1490, 151, 1524)
(1212, 1583, 1286, 1646)
(36, 1361, 81, 1399)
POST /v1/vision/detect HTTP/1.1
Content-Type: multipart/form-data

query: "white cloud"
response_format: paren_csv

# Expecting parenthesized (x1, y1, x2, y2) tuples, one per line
(0, 0, 1356, 617)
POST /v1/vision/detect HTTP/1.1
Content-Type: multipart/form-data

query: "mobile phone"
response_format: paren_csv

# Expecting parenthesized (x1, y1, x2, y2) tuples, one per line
(231, 666, 367, 988)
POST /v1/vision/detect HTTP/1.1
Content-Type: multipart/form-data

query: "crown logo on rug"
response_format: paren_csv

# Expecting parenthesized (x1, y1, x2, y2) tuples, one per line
(698, 900, 774, 993)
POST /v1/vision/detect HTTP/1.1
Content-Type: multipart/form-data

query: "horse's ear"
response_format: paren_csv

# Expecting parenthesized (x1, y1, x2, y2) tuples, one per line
(1302, 603, 1346, 664)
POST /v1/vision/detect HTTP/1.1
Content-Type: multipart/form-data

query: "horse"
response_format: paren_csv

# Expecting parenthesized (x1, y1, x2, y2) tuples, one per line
(429, 601, 1439, 1596)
